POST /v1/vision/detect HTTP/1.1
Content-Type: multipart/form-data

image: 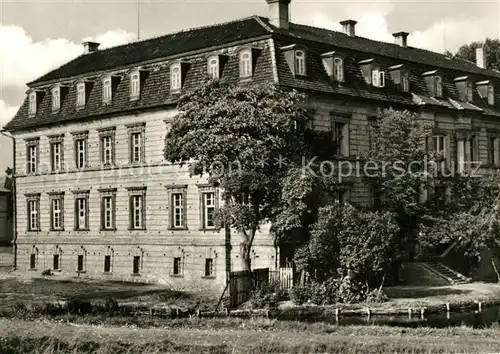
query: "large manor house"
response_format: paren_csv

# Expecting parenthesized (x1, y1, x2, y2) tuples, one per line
(4, 0, 500, 290)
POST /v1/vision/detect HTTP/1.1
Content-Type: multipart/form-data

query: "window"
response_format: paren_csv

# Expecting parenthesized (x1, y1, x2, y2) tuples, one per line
(75, 139, 86, 169)
(127, 124, 145, 164)
(26, 140, 39, 174)
(333, 57, 344, 82)
(104, 255, 111, 273)
(239, 50, 252, 78)
(28, 92, 37, 115)
(103, 77, 112, 104)
(372, 69, 385, 88)
(52, 87, 60, 111)
(98, 128, 115, 166)
(173, 257, 182, 275)
(75, 194, 88, 230)
(295, 50, 306, 76)
(466, 81, 474, 102)
(130, 72, 140, 99)
(433, 186, 447, 208)
(334, 190, 348, 205)
(208, 57, 219, 79)
(170, 64, 181, 90)
(201, 192, 216, 229)
(76, 83, 86, 108)
(205, 258, 214, 277)
(50, 194, 64, 231)
(100, 189, 116, 230)
(469, 136, 478, 162)
(488, 84, 495, 105)
(26, 195, 40, 231)
(401, 71, 410, 92)
(332, 121, 349, 156)
(53, 254, 60, 271)
(172, 193, 184, 228)
(128, 187, 146, 230)
(435, 76, 443, 97)
(77, 255, 84, 272)
(488, 136, 498, 165)
(30, 253, 37, 270)
(433, 135, 446, 156)
(133, 256, 140, 274)
(51, 142, 62, 172)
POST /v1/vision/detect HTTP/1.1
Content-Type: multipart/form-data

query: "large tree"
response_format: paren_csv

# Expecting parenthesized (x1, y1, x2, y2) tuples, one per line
(445, 38, 500, 71)
(164, 80, 319, 272)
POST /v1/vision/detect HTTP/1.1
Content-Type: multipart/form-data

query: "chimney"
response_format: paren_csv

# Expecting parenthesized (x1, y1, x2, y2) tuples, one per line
(393, 32, 409, 48)
(340, 20, 357, 37)
(82, 41, 100, 54)
(476, 46, 487, 69)
(266, 0, 291, 30)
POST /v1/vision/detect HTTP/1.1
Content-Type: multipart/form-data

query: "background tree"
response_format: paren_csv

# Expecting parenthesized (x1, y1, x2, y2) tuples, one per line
(164, 80, 319, 272)
(446, 38, 500, 71)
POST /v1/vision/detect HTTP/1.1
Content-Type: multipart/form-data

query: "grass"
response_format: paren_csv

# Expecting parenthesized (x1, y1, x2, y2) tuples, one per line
(1, 318, 500, 353)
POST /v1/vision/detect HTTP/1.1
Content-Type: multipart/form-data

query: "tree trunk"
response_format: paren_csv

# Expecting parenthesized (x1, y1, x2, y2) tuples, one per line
(240, 242, 251, 271)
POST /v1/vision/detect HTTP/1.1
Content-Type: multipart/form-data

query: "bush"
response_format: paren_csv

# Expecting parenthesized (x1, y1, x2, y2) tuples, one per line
(365, 288, 389, 304)
(66, 298, 92, 315)
(103, 297, 120, 316)
(290, 279, 339, 305)
(248, 281, 288, 309)
(290, 284, 312, 305)
(41, 269, 52, 276)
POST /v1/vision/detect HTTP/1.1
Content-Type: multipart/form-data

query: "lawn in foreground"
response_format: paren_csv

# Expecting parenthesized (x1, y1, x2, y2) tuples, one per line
(1, 318, 500, 353)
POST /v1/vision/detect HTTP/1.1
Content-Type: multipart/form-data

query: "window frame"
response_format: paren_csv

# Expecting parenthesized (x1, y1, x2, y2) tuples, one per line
(435, 75, 443, 97)
(330, 115, 350, 157)
(294, 49, 306, 76)
(372, 68, 386, 88)
(26, 193, 41, 232)
(488, 84, 495, 106)
(99, 188, 117, 231)
(52, 87, 60, 112)
(72, 131, 88, 170)
(172, 256, 183, 276)
(239, 49, 252, 78)
(49, 192, 65, 231)
(466, 81, 474, 102)
(29, 246, 38, 270)
(198, 185, 218, 230)
(130, 71, 141, 100)
(401, 71, 410, 92)
(98, 127, 116, 167)
(25, 138, 39, 175)
(28, 92, 37, 115)
(333, 57, 344, 82)
(487, 135, 499, 166)
(102, 76, 112, 104)
(73, 190, 89, 231)
(127, 123, 146, 165)
(204, 258, 214, 277)
(170, 63, 182, 91)
(127, 187, 146, 230)
(49, 134, 64, 172)
(433, 135, 446, 156)
(132, 255, 141, 275)
(166, 185, 188, 230)
(207, 56, 219, 79)
(76, 82, 86, 108)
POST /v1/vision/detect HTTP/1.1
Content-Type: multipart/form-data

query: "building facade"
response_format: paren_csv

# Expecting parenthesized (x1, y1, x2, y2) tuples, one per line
(4, 0, 500, 290)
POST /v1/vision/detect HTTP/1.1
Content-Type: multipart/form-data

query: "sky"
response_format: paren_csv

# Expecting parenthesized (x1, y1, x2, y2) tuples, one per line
(0, 0, 499, 172)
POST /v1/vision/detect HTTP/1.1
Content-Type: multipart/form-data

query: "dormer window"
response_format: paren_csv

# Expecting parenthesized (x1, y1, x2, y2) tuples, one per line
(295, 50, 306, 76)
(76, 82, 86, 108)
(52, 87, 60, 111)
(170, 64, 181, 91)
(454, 76, 474, 102)
(333, 57, 344, 82)
(402, 72, 410, 92)
(208, 56, 219, 79)
(435, 76, 443, 97)
(239, 50, 252, 78)
(372, 68, 385, 88)
(466, 81, 474, 102)
(389, 65, 410, 93)
(130, 72, 140, 99)
(28, 92, 37, 116)
(102, 77, 112, 104)
(488, 84, 495, 105)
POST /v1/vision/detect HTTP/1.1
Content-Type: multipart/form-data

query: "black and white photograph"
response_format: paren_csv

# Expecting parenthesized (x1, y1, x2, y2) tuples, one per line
(1, 0, 500, 352)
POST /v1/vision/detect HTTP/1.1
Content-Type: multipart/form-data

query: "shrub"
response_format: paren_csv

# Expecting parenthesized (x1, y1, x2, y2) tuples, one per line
(11, 301, 29, 317)
(248, 281, 288, 309)
(290, 279, 339, 305)
(66, 298, 92, 315)
(41, 269, 52, 276)
(290, 284, 312, 305)
(103, 297, 120, 316)
(365, 288, 389, 304)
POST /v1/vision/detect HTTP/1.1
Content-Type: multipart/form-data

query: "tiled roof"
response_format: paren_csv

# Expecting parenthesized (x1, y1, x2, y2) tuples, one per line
(5, 15, 500, 132)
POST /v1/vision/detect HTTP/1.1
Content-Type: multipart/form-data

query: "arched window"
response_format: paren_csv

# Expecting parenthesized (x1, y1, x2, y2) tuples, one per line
(401, 71, 410, 92)
(28, 92, 37, 115)
(52, 88, 60, 111)
(130, 72, 140, 98)
(295, 50, 306, 76)
(488, 84, 495, 105)
(170, 65, 181, 90)
(466, 81, 474, 102)
(333, 57, 344, 82)
(102, 77, 112, 103)
(239, 50, 252, 78)
(208, 57, 219, 79)
(435, 76, 443, 97)
(76, 83, 86, 108)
